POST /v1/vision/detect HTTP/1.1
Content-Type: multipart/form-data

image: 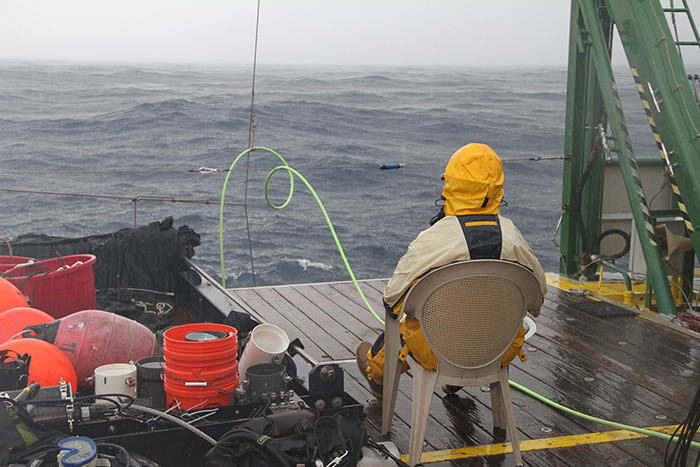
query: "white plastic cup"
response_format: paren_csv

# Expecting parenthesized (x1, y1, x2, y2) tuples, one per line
(238, 324, 289, 380)
(94, 363, 137, 398)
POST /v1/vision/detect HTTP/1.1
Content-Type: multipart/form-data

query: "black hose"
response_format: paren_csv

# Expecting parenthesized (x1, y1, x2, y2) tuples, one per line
(665, 381, 700, 466)
(97, 442, 133, 467)
(575, 156, 596, 259)
(573, 135, 604, 276)
(365, 436, 415, 467)
(595, 229, 631, 259)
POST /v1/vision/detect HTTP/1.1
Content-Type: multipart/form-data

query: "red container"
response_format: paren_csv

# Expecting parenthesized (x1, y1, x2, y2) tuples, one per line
(0, 256, 34, 273)
(163, 323, 238, 410)
(4, 254, 97, 319)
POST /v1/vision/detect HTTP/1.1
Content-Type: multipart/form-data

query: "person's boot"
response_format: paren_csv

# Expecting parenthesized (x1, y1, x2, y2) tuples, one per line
(442, 384, 462, 395)
(355, 341, 383, 398)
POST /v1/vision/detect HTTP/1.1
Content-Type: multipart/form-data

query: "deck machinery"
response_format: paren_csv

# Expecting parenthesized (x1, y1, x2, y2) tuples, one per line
(560, 0, 700, 314)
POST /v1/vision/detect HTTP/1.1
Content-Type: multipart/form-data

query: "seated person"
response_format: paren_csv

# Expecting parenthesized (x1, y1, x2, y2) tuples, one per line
(356, 143, 547, 397)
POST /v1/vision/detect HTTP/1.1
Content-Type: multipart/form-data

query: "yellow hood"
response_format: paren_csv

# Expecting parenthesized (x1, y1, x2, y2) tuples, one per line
(441, 143, 504, 216)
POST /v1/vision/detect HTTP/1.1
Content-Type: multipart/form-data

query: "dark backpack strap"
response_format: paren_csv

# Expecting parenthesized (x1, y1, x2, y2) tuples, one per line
(0, 350, 31, 391)
(314, 412, 366, 466)
(457, 214, 502, 259)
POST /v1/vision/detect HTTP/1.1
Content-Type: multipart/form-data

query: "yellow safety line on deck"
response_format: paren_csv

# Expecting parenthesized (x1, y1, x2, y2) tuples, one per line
(405, 425, 679, 464)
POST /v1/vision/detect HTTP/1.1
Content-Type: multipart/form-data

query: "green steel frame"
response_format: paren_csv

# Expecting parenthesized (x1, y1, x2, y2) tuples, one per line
(561, 0, 700, 314)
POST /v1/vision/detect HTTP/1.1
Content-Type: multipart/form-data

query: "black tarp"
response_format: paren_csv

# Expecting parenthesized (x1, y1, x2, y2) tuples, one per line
(0, 217, 201, 330)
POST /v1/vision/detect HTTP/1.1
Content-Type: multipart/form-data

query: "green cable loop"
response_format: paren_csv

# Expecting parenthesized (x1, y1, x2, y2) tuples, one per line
(219, 149, 383, 325)
(219, 147, 293, 287)
(509, 380, 700, 450)
(264, 165, 384, 325)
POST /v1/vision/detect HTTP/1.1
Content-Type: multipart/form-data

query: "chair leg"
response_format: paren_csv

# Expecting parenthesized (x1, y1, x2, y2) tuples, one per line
(382, 317, 402, 435)
(498, 366, 523, 466)
(489, 381, 505, 430)
(407, 362, 438, 467)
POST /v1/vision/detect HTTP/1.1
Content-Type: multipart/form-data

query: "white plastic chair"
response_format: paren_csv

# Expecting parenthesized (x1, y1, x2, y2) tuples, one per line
(381, 259, 543, 466)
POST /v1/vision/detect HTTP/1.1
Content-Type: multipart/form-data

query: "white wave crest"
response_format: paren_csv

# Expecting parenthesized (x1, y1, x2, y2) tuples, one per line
(295, 259, 333, 271)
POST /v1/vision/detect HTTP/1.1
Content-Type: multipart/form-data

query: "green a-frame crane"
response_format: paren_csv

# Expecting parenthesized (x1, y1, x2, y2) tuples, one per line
(560, 0, 700, 314)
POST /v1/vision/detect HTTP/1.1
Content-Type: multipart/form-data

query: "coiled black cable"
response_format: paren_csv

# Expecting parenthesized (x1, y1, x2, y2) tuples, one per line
(665, 381, 700, 466)
(595, 228, 631, 259)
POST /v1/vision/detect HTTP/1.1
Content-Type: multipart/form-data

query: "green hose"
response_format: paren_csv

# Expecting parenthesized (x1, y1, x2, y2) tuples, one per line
(509, 380, 700, 450)
(219, 148, 384, 325)
(219, 147, 293, 288)
(263, 165, 384, 325)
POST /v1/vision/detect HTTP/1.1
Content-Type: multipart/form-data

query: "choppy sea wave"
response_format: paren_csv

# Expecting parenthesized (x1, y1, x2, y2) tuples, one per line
(0, 62, 656, 287)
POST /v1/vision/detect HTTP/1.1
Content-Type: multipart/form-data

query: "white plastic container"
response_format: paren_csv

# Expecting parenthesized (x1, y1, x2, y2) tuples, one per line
(94, 363, 137, 398)
(238, 323, 289, 380)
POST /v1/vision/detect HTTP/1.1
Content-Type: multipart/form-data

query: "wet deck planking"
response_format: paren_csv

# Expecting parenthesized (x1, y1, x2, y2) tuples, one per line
(228, 280, 700, 466)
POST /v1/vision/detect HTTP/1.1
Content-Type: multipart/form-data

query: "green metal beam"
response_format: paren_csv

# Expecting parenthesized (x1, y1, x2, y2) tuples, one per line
(565, 0, 676, 314)
(561, 0, 610, 278)
(604, 0, 700, 259)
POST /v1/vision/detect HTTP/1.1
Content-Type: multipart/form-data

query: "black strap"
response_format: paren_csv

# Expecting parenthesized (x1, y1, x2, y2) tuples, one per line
(0, 350, 28, 366)
(457, 214, 502, 259)
(0, 350, 31, 392)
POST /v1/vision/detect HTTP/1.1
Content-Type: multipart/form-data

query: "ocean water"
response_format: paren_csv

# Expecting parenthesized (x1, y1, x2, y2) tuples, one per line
(0, 62, 656, 287)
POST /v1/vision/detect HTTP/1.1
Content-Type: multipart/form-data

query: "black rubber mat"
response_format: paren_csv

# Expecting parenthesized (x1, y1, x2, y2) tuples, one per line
(568, 298, 637, 318)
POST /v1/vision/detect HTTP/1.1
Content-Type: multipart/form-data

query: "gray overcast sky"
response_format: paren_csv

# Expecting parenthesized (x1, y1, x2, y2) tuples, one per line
(1, 1, 699, 67)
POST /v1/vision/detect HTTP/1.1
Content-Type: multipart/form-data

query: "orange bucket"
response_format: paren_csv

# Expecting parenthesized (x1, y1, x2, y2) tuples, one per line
(163, 323, 238, 410)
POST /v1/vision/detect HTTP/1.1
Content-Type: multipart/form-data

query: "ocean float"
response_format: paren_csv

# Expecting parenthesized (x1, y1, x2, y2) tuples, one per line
(23, 309, 157, 387)
(0, 338, 77, 388)
(0, 307, 54, 343)
(0, 276, 29, 314)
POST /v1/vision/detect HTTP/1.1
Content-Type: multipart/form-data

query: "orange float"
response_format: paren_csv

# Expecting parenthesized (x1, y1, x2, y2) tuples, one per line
(0, 338, 77, 388)
(0, 307, 54, 344)
(0, 276, 29, 314)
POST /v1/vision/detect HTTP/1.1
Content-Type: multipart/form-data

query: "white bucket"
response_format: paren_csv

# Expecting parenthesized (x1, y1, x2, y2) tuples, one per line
(238, 324, 289, 380)
(94, 363, 137, 398)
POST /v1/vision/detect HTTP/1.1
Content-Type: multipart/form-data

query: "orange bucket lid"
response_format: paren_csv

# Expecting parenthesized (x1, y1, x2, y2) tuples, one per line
(0, 307, 54, 344)
(0, 277, 28, 314)
(0, 338, 77, 388)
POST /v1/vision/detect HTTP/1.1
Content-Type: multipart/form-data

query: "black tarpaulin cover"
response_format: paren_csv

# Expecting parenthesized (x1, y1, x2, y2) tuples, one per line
(0, 217, 201, 330)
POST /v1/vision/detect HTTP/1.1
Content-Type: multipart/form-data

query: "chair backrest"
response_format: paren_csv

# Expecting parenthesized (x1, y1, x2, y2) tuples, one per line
(402, 259, 542, 370)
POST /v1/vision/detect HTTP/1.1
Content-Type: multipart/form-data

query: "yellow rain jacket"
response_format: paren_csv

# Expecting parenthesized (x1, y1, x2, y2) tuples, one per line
(367, 144, 547, 385)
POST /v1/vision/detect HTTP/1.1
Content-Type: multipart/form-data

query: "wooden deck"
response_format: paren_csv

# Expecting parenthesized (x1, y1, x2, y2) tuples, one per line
(227, 278, 700, 466)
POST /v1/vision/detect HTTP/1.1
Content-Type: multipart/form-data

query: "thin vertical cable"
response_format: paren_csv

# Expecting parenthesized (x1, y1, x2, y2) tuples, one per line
(242, 0, 262, 287)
